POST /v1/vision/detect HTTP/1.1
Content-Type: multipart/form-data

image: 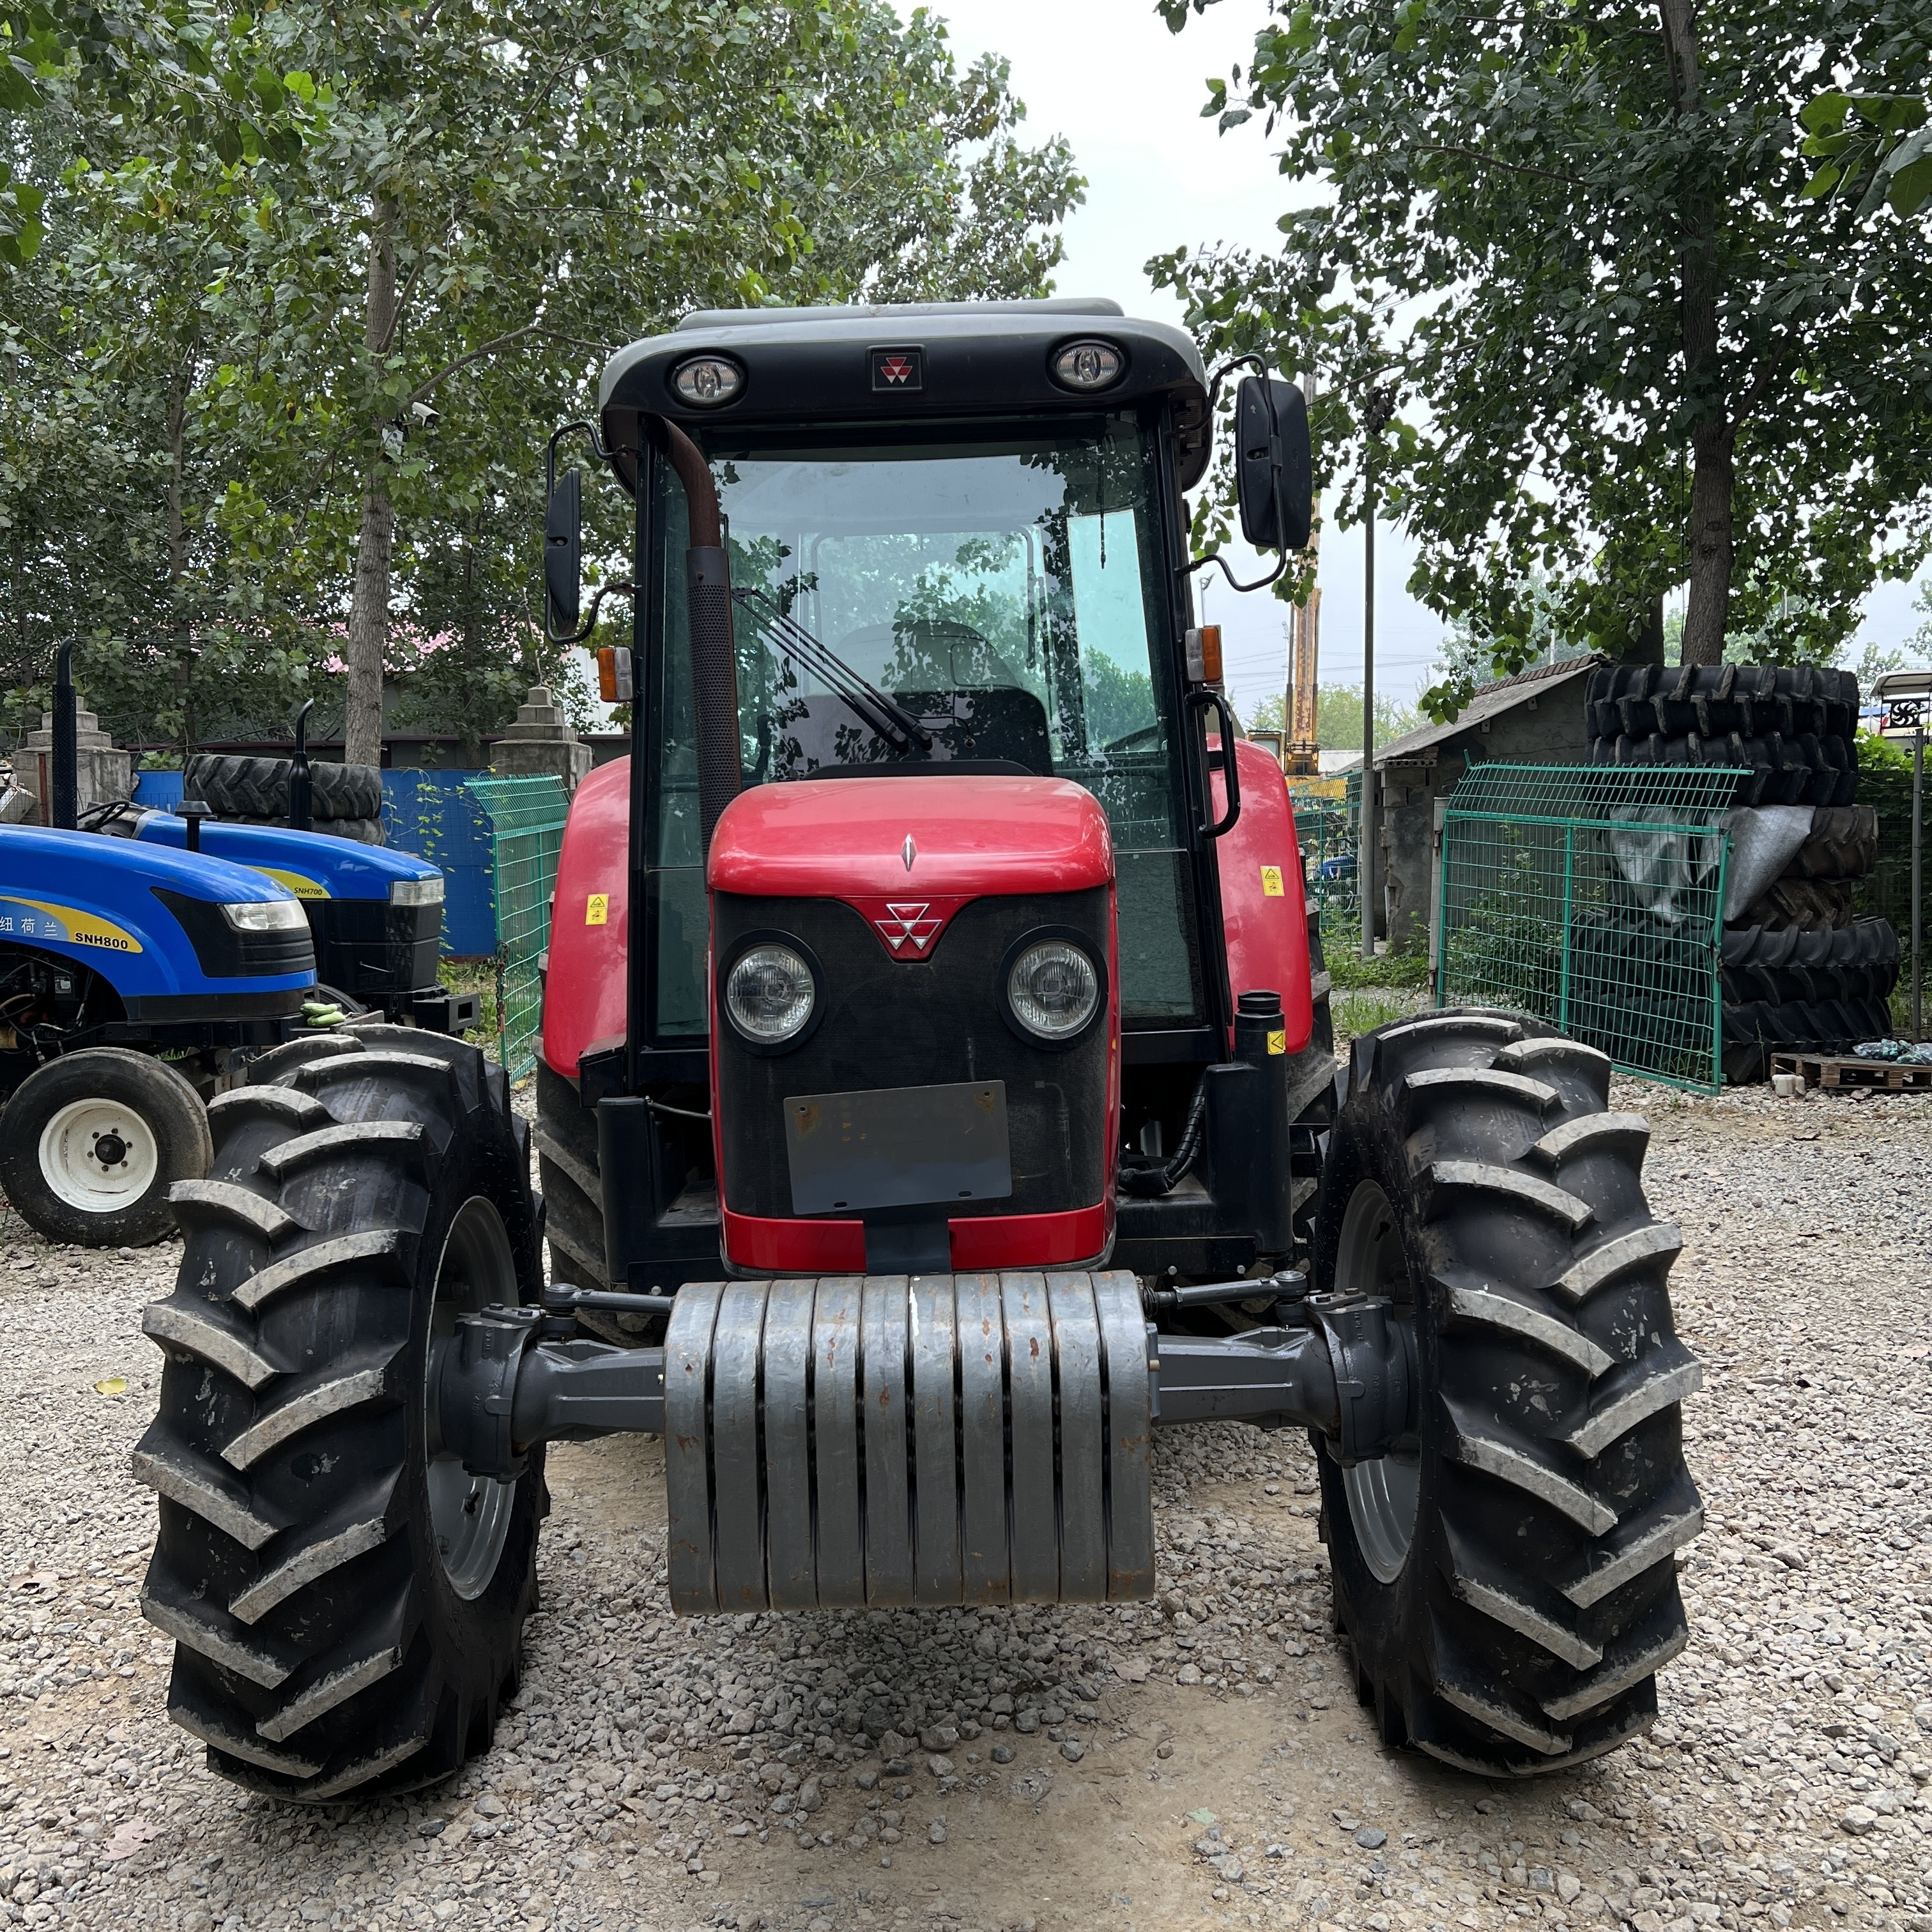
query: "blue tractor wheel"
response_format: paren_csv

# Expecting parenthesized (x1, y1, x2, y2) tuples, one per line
(0, 1047, 213, 1246)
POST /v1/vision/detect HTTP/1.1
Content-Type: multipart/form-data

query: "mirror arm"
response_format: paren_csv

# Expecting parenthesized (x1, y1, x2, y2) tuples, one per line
(1204, 351, 1271, 417)
(1179, 545, 1291, 595)
(548, 581, 637, 648)
(546, 418, 614, 504)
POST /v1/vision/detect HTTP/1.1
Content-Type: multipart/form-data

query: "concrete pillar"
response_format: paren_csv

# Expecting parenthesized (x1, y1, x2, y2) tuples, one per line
(19, 705, 133, 820)
(488, 686, 592, 793)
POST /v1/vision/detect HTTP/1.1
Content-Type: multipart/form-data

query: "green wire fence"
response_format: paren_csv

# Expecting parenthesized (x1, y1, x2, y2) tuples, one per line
(1432, 764, 1748, 1092)
(1291, 770, 1363, 940)
(465, 775, 571, 1080)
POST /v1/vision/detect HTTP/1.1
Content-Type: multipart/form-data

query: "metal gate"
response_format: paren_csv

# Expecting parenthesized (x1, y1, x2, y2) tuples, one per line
(1432, 764, 1746, 1091)
(465, 775, 571, 1080)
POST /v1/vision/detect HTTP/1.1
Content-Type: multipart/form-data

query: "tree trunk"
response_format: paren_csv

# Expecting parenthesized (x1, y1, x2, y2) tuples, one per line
(1623, 594, 1667, 665)
(1659, 0, 1730, 668)
(344, 199, 399, 768)
(1680, 421, 1735, 666)
(165, 378, 194, 756)
(459, 521, 482, 766)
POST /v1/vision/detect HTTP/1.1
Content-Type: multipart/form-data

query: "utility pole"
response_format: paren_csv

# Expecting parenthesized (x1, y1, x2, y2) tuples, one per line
(1287, 372, 1322, 778)
(1876, 672, 1928, 1043)
(1360, 385, 1398, 965)
(1914, 721, 1924, 1043)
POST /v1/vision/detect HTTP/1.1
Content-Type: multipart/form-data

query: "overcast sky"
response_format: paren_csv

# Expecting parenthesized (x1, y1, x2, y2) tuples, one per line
(937, 0, 1929, 723)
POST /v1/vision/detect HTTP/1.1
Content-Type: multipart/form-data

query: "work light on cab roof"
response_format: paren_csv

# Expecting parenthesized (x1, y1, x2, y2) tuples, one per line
(1050, 337, 1125, 391)
(671, 353, 744, 407)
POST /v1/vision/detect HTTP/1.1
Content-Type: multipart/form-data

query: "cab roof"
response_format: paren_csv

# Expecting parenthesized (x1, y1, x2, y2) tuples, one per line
(597, 298, 1212, 491)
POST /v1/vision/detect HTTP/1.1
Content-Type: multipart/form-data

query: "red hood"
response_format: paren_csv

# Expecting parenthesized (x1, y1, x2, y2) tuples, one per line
(707, 774, 1113, 898)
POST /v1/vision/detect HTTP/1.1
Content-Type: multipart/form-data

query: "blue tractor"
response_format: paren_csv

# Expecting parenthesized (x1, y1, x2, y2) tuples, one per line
(0, 666, 473, 1246)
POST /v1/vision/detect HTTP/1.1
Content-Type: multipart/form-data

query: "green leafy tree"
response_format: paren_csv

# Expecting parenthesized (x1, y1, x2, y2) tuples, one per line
(1421, 576, 1595, 723)
(3, 1, 1080, 763)
(1799, 3, 1932, 218)
(1153, 0, 1932, 693)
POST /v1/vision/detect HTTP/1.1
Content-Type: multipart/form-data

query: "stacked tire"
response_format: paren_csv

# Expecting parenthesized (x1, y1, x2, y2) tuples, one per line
(183, 755, 386, 846)
(1717, 919, 1898, 1078)
(1585, 666, 1899, 1079)
(1586, 664, 1859, 807)
(1733, 806, 1876, 934)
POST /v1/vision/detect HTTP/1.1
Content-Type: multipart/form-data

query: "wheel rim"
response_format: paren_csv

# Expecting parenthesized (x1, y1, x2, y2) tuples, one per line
(425, 1196, 520, 1600)
(37, 1097, 160, 1213)
(1335, 1177, 1420, 1586)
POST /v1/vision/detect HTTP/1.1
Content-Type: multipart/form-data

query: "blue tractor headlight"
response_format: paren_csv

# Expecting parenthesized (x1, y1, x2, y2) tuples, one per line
(220, 899, 307, 933)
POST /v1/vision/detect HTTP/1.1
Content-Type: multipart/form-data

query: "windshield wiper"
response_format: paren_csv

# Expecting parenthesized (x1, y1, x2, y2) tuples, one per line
(732, 588, 933, 754)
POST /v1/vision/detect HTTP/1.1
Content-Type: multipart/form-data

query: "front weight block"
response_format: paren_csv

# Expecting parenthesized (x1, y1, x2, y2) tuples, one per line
(664, 1270, 1155, 1613)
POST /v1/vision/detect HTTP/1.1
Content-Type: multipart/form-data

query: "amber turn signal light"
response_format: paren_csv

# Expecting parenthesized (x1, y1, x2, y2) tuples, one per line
(597, 646, 634, 704)
(1184, 625, 1223, 684)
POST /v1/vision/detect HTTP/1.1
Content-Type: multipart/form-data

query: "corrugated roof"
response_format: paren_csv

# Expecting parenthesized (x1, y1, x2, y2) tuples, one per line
(1376, 652, 1604, 766)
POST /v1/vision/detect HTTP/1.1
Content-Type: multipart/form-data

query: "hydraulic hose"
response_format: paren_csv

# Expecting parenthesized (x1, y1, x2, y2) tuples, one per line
(1119, 1070, 1209, 1198)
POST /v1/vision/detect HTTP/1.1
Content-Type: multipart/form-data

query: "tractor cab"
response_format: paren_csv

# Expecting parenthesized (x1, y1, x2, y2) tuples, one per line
(539, 298, 1332, 1296)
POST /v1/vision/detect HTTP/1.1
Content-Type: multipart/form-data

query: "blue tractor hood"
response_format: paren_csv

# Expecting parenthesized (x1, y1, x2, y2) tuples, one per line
(129, 811, 439, 903)
(0, 824, 315, 1002)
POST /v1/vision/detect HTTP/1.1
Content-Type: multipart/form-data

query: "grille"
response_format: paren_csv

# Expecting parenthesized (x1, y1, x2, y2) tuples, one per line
(715, 889, 1110, 1220)
(307, 900, 441, 995)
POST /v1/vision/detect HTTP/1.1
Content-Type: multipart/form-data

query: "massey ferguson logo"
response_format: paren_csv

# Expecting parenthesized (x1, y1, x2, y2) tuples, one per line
(871, 346, 923, 392)
(875, 902, 942, 953)
(845, 893, 968, 958)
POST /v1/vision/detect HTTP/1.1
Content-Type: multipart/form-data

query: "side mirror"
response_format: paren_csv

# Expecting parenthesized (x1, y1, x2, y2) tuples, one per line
(545, 468, 583, 636)
(1235, 376, 1312, 553)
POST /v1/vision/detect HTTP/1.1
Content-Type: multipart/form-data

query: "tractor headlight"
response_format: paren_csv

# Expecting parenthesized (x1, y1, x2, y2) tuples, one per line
(220, 899, 307, 933)
(724, 941, 817, 1046)
(1003, 937, 1101, 1043)
(389, 875, 445, 906)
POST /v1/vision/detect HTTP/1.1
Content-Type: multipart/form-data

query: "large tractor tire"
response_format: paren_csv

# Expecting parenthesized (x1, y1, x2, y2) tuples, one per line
(134, 1027, 544, 1801)
(1588, 727, 1854, 808)
(185, 753, 384, 824)
(1738, 877, 1856, 933)
(1782, 806, 1877, 882)
(1312, 1009, 1702, 1775)
(0, 1048, 211, 1246)
(1588, 663, 1857, 744)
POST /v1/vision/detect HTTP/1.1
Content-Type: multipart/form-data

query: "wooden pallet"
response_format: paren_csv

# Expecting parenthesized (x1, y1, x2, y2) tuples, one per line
(1770, 1051, 1932, 1091)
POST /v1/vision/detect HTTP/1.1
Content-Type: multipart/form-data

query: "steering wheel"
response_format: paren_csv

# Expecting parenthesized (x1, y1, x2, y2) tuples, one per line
(1103, 723, 1165, 753)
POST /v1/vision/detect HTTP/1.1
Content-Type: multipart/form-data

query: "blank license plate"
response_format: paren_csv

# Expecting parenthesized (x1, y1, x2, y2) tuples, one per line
(783, 1081, 1011, 1216)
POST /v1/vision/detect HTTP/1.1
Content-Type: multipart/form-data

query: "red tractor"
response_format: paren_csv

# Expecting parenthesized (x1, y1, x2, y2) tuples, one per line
(134, 300, 1701, 1802)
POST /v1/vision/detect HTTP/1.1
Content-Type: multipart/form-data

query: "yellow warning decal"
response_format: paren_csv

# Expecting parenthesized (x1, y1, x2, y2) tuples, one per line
(1267, 1029, 1287, 1056)
(0, 896, 143, 954)
(586, 893, 610, 926)
(252, 866, 330, 901)
(1260, 865, 1285, 897)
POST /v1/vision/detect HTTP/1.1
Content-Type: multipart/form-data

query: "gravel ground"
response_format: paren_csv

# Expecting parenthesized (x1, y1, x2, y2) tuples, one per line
(1, 1078, 1930, 1932)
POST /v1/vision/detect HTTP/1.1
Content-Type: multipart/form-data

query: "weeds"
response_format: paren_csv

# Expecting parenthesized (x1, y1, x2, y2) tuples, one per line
(1333, 988, 1427, 1041)
(1326, 947, 1431, 991)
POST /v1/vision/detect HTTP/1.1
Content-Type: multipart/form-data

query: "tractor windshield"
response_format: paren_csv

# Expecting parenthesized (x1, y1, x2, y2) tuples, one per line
(645, 413, 1201, 1039)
